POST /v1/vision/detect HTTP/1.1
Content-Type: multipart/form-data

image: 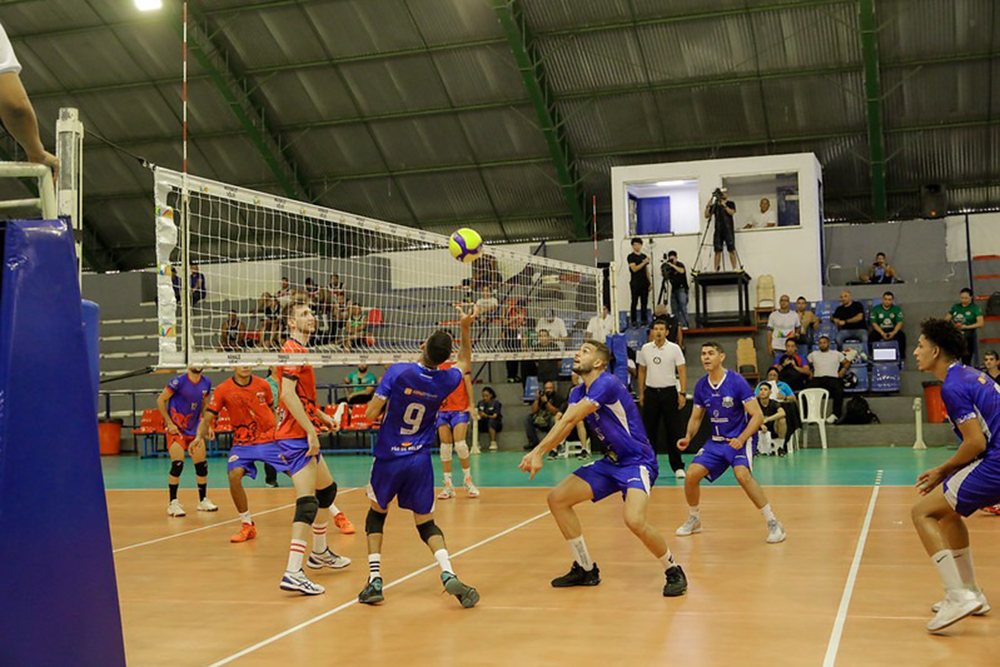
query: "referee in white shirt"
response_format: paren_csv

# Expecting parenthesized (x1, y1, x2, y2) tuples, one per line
(0, 21, 58, 176)
(637, 318, 687, 477)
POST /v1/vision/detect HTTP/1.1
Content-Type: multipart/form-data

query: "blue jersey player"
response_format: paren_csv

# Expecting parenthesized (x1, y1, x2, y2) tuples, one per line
(912, 319, 996, 633)
(676, 342, 786, 544)
(519, 340, 688, 598)
(358, 305, 480, 609)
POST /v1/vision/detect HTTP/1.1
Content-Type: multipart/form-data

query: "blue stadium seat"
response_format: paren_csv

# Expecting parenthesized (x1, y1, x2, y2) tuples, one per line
(871, 340, 901, 393)
(619, 311, 629, 331)
(626, 328, 646, 351)
(522, 376, 539, 403)
(559, 358, 574, 377)
(842, 339, 870, 393)
(815, 300, 836, 321)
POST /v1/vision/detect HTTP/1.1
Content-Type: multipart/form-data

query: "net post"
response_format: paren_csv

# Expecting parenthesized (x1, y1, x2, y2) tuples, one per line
(56, 107, 84, 283)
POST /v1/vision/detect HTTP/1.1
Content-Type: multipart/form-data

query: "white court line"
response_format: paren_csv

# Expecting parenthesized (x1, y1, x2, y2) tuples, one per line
(209, 509, 551, 667)
(113, 488, 357, 554)
(822, 469, 883, 667)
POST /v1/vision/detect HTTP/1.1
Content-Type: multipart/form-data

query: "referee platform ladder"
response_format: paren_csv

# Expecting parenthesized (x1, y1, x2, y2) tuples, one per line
(973, 255, 1000, 348)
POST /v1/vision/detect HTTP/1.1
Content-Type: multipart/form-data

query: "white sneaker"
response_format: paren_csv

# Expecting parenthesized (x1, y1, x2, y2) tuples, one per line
(926, 591, 983, 633)
(465, 481, 480, 498)
(676, 516, 702, 536)
(280, 569, 325, 595)
(438, 486, 455, 500)
(766, 519, 787, 544)
(167, 499, 186, 517)
(674, 468, 687, 479)
(932, 591, 990, 615)
(826, 415, 837, 424)
(489, 441, 498, 451)
(306, 548, 352, 570)
(197, 498, 219, 512)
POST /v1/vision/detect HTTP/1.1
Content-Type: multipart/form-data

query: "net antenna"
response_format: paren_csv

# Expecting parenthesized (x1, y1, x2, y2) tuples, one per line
(55, 107, 84, 281)
(153, 168, 603, 369)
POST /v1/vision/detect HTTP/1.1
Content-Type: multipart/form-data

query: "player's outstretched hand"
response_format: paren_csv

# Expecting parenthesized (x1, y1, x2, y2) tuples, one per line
(307, 431, 321, 457)
(727, 438, 743, 450)
(456, 303, 480, 326)
(518, 451, 543, 479)
(916, 467, 945, 495)
(677, 437, 690, 451)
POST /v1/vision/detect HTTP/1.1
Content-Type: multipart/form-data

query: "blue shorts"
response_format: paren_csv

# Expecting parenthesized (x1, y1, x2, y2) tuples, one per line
(227, 443, 290, 480)
(367, 454, 435, 514)
(691, 437, 756, 483)
(944, 455, 1000, 517)
(573, 458, 658, 502)
(436, 410, 470, 430)
(275, 438, 319, 477)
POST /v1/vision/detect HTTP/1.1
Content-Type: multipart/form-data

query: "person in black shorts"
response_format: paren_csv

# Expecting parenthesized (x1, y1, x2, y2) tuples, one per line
(704, 189, 738, 272)
(627, 237, 651, 327)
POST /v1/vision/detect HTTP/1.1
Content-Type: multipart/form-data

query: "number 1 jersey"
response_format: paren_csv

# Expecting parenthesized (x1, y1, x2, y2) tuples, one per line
(373, 362, 462, 459)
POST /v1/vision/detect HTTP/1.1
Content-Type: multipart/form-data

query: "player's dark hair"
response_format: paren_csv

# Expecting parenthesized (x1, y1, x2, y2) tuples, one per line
(920, 317, 967, 361)
(425, 329, 453, 366)
(288, 301, 310, 319)
(584, 339, 611, 367)
(985, 350, 999, 361)
(797, 295, 806, 301)
(631, 236, 643, 246)
(702, 341, 724, 354)
(883, 291, 894, 298)
(961, 287, 973, 297)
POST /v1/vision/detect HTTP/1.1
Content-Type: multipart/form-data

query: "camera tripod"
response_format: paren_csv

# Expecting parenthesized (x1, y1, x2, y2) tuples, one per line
(692, 197, 744, 274)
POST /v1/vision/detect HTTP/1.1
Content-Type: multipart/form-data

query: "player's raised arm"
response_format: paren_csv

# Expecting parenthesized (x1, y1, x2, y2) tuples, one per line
(281, 374, 319, 455)
(455, 303, 478, 375)
(519, 400, 598, 479)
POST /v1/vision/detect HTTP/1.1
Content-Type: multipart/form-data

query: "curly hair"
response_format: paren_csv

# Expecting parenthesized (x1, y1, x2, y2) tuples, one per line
(920, 317, 967, 361)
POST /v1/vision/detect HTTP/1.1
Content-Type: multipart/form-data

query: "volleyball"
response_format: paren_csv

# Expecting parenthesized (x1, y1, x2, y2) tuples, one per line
(449, 228, 483, 263)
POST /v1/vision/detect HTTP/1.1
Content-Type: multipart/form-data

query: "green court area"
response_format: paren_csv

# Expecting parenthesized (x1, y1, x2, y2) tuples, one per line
(101, 447, 955, 491)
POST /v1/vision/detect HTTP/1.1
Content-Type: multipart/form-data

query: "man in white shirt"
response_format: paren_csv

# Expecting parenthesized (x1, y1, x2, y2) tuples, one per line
(637, 318, 687, 478)
(0, 22, 58, 176)
(536, 308, 568, 343)
(585, 305, 616, 343)
(807, 334, 851, 423)
(744, 198, 777, 229)
(766, 294, 800, 356)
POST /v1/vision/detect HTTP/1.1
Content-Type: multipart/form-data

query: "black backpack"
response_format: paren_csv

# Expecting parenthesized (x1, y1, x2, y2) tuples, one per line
(987, 291, 1000, 317)
(841, 396, 880, 425)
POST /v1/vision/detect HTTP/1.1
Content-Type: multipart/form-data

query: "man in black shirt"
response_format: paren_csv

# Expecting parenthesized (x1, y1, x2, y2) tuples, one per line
(832, 289, 868, 349)
(704, 189, 738, 271)
(663, 250, 689, 329)
(627, 237, 651, 328)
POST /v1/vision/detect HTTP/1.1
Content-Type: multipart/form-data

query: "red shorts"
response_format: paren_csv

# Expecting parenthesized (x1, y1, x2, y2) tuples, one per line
(167, 433, 196, 450)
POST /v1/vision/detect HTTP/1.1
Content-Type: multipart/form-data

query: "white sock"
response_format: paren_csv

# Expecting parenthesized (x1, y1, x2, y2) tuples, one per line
(286, 539, 307, 573)
(329, 503, 341, 516)
(239, 510, 252, 524)
(312, 522, 328, 554)
(660, 549, 677, 571)
(462, 467, 472, 483)
(368, 553, 381, 582)
(434, 548, 454, 575)
(689, 506, 701, 519)
(932, 549, 965, 593)
(568, 536, 594, 571)
(761, 504, 776, 522)
(443, 472, 453, 487)
(952, 546, 981, 592)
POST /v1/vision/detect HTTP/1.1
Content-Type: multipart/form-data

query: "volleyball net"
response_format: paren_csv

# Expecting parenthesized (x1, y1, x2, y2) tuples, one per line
(153, 167, 602, 368)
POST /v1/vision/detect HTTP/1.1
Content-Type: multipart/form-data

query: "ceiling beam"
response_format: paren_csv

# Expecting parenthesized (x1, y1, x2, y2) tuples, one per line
(859, 0, 888, 221)
(491, 0, 587, 238)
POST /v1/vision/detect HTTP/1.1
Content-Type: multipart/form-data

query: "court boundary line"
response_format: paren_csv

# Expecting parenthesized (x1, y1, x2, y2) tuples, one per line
(822, 469, 883, 667)
(105, 483, 918, 491)
(112, 488, 358, 554)
(208, 509, 552, 667)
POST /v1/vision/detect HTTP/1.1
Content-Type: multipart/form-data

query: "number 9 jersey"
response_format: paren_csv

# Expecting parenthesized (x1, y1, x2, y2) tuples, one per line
(373, 362, 463, 459)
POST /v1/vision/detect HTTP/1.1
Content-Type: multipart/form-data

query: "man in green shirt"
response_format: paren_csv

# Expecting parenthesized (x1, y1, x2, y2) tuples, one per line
(345, 364, 378, 404)
(946, 287, 985, 365)
(870, 291, 906, 357)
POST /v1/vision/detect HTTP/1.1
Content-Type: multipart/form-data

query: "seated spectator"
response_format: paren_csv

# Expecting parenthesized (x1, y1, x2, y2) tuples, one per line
(304, 277, 320, 304)
(476, 286, 499, 315)
(220, 309, 245, 351)
(946, 287, 984, 366)
(523, 380, 562, 451)
(794, 296, 819, 347)
(328, 272, 345, 300)
(863, 252, 900, 284)
(256, 292, 281, 349)
(190, 263, 206, 305)
(504, 300, 526, 382)
(767, 294, 800, 356)
(476, 387, 503, 451)
(341, 302, 367, 351)
(984, 350, 1000, 383)
(275, 276, 292, 306)
(586, 304, 617, 343)
(536, 308, 568, 345)
(807, 334, 850, 423)
(756, 383, 787, 455)
(344, 364, 377, 404)
(776, 338, 811, 392)
(832, 289, 868, 349)
(535, 329, 561, 385)
(870, 291, 906, 357)
(743, 197, 776, 229)
(760, 367, 795, 402)
(652, 304, 683, 346)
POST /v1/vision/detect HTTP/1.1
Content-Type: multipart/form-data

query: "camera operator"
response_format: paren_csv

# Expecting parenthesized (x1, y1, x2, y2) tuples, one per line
(705, 187, 738, 271)
(523, 380, 563, 451)
(661, 250, 689, 329)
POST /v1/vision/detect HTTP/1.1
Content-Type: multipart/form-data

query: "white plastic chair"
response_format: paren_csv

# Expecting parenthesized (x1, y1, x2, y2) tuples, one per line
(797, 388, 829, 450)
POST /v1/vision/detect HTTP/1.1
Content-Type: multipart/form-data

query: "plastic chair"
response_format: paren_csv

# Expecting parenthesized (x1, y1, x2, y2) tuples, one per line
(737, 337, 759, 384)
(756, 274, 775, 309)
(133, 409, 165, 458)
(796, 388, 829, 450)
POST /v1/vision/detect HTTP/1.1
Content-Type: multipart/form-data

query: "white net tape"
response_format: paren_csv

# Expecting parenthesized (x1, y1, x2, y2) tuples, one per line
(153, 167, 602, 368)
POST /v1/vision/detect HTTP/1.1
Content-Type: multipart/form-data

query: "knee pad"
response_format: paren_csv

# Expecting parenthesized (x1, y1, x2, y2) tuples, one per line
(316, 482, 337, 509)
(169, 460, 184, 477)
(439, 441, 453, 462)
(365, 508, 387, 535)
(194, 461, 208, 477)
(417, 520, 443, 544)
(293, 496, 319, 525)
(454, 440, 469, 460)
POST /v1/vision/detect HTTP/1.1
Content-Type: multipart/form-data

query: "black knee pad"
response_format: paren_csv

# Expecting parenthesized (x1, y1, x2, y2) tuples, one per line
(194, 461, 208, 477)
(365, 508, 387, 535)
(316, 482, 337, 509)
(417, 520, 443, 544)
(294, 496, 319, 524)
(170, 460, 184, 477)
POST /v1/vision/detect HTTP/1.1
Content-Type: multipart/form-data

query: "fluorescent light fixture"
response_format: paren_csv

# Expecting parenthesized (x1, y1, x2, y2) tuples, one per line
(135, 0, 162, 11)
(655, 180, 692, 187)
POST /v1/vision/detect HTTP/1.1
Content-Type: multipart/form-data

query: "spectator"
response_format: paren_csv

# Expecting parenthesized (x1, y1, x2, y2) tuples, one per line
(190, 263, 206, 306)
(744, 197, 776, 229)
(476, 387, 503, 451)
(328, 272, 345, 299)
(534, 329, 561, 385)
(523, 380, 562, 451)
(776, 338, 811, 393)
(663, 250, 689, 329)
(870, 291, 906, 357)
(705, 188, 738, 271)
(504, 300, 526, 382)
(0, 23, 59, 176)
(276, 276, 292, 305)
(653, 304, 683, 346)
(807, 334, 851, 423)
(471, 254, 500, 292)
(304, 277, 320, 304)
(761, 367, 795, 402)
(755, 383, 787, 455)
(863, 252, 900, 284)
(343, 363, 377, 404)
(586, 304, 617, 343)
(341, 302, 367, 351)
(832, 289, 868, 349)
(536, 308, 568, 344)
(946, 287, 984, 366)
(984, 350, 1000, 383)
(220, 310, 245, 351)
(794, 296, 819, 348)
(476, 286, 499, 315)
(475, 286, 501, 348)
(554, 372, 591, 460)
(627, 237, 651, 327)
(637, 318, 687, 478)
(767, 294, 800, 357)
(256, 292, 281, 349)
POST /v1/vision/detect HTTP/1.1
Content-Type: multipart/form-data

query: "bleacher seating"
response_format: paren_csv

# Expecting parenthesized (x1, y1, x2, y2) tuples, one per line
(871, 340, 902, 393)
(133, 409, 164, 458)
(842, 340, 870, 393)
(522, 376, 539, 403)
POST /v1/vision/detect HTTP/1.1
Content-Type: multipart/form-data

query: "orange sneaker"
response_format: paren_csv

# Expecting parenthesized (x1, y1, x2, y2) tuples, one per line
(230, 522, 257, 543)
(333, 512, 355, 535)
(982, 504, 1000, 516)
